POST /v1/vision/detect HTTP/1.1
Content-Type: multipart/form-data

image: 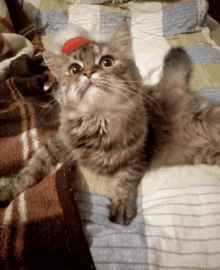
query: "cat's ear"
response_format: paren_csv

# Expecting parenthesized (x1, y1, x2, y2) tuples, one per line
(43, 51, 67, 81)
(110, 21, 133, 59)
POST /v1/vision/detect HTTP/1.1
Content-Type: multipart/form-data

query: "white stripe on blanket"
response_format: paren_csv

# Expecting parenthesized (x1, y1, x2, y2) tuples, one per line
(141, 165, 220, 269)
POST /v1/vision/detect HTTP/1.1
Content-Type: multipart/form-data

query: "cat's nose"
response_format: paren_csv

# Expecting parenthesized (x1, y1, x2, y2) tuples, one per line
(84, 70, 95, 78)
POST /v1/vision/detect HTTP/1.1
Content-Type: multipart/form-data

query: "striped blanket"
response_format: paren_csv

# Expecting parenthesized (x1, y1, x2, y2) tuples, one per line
(0, 0, 95, 269)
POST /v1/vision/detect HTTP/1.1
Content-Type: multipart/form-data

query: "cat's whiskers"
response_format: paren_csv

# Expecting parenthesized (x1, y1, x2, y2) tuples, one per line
(105, 79, 143, 83)
(105, 76, 167, 119)
(95, 77, 136, 108)
(102, 75, 154, 107)
(23, 93, 59, 116)
(104, 76, 159, 101)
(120, 84, 168, 120)
(25, 93, 55, 102)
(36, 98, 60, 124)
(101, 75, 144, 108)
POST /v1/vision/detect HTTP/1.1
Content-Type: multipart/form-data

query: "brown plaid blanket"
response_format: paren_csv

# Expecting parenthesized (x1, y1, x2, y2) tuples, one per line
(0, 0, 95, 269)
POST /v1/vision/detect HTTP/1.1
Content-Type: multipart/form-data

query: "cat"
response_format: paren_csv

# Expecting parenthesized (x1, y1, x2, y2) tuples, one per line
(1, 21, 220, 225)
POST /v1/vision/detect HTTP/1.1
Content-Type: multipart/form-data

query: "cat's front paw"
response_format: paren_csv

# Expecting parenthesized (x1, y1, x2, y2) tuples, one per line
(109, 180, 138, 225)
(109, 197, 137, 225)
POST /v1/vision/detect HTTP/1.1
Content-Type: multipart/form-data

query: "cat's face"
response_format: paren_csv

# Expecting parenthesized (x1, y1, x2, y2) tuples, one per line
(43, 22, 143, 114)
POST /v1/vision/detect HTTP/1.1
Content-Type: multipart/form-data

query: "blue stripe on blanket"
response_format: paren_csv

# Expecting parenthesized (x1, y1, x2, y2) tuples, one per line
(38, 10, 68, 35)
(183, 45, 220, 65)
(100, 12, 131, 37)
(74, 191, 149, 270)
(163, 2, 199, 38)
(196, 87, 220, 103)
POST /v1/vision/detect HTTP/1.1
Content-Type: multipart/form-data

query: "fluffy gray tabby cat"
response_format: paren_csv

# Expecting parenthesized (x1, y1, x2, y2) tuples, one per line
(1, 22, 220, 225)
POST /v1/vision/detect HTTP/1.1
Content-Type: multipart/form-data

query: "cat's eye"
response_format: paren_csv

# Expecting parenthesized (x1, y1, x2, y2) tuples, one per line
(69, 64, 82, 75)
(100, 56, 115, 68)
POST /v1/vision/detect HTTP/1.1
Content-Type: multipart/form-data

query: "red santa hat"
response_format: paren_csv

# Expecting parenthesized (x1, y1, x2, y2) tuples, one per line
(51, 24, 104, 55)
(62, 37, 94, 54)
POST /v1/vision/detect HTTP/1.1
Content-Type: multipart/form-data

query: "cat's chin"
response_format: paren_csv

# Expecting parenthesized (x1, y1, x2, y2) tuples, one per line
(78, 85, 118, 113)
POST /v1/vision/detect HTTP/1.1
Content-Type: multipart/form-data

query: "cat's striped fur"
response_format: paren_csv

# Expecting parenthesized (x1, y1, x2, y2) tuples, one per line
(1, 22, 220, 225)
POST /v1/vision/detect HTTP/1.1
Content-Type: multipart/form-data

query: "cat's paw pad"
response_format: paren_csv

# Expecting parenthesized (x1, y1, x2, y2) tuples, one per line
(109, 198, 137, 225)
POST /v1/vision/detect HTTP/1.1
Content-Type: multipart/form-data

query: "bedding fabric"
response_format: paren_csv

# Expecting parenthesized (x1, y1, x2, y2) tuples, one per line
(1, 0, 220, 269)
(0, 0, 43, 83)
(77, 165, 220, 270)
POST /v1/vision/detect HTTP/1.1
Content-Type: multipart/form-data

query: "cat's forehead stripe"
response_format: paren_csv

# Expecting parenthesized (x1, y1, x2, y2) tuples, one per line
(69, 43, 105, 63)
(93, 44, 101, 55)
(77, 45, 94, 62)
(101, 47, 109, 56)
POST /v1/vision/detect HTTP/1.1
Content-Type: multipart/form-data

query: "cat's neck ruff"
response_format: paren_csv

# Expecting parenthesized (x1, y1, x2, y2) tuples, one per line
(60, 103, 141, 139)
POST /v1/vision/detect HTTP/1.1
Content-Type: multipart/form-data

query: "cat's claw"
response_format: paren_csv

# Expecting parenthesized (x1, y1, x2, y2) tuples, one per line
(109, 198, 137, 225)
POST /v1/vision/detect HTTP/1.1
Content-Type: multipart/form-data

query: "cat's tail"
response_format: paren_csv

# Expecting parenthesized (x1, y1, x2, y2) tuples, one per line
(161, 47, 192, 90)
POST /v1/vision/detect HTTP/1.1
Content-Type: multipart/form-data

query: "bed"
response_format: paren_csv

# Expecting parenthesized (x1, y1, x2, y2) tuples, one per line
(0, 0, 220, 269)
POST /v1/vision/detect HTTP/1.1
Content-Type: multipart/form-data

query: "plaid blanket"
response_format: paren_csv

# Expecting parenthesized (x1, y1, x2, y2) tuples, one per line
(0, 0, 95, 269)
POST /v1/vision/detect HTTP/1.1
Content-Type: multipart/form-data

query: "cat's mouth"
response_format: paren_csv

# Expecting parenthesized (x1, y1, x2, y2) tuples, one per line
(80, 78, 103, 93)
(78, 80, 100, 99)
(78, 78, 113, 103)
(79, 80, 92, 97)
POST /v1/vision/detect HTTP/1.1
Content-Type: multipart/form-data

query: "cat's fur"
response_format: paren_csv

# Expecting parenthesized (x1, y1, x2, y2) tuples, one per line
(1, 22, 220, 225)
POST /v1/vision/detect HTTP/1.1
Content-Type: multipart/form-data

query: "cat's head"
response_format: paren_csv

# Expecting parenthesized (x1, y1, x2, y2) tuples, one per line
(43, 22, 143, 114)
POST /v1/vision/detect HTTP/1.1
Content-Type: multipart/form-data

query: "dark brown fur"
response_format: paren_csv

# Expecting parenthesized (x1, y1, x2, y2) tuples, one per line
(1, 22, 220, 225)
